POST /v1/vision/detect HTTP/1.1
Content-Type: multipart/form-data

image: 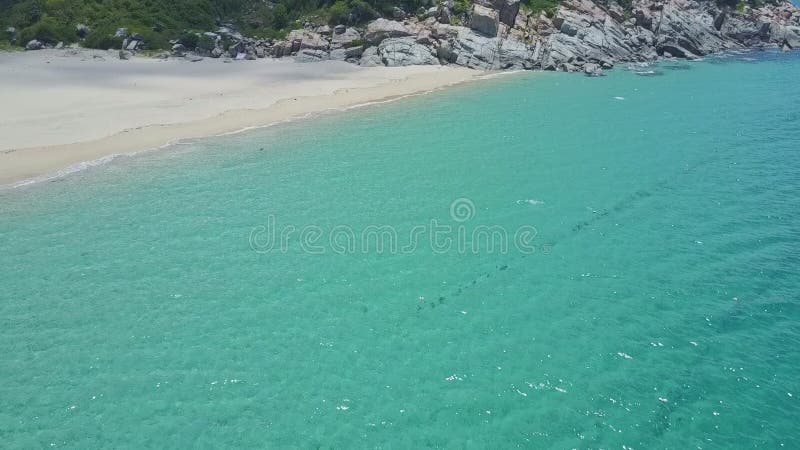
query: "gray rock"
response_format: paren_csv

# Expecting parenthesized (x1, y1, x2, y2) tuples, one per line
(658, 44, 694, 59)
(498, 37, 533, 69)
(329, 48, 347, 60)
(378, 37, 440, 66)
(295, 49, 329, 62)
(76, 24, 90, 38)
(332, 28, 362, 48)
(560, 22, 578, 37)
(634, 9, 653, 30)
(536, 0, 639, 69)
(359, 46, 384, 66)
(171, 43, 186, 56)
(771, 24, 800, 48)
(25, 40, 44, 51)
(346, 46, 365, 59)
(334, 24, 347, 35)
(365, 19, 413, 45)
(393, 7, 407, 21)
(55, 42, 64, 49)
(114, 28, 128, 38)
(470, 4, 500, 37)
(655, 3, 731, 57)
(211, 47, 224, 58)
(583, 62, 603, 76)
(714, 12, 726, 31)
(499, 0, 521, 27)
(126, 40, 140, 51)
(438, 6, 452, 24)
(119, 50, 133, 60)
(186, 54, 204, 62)
(607, 3, 625, 22)
(286, 30, 329, 51)
(436, 42, 457, 64)
(451, 27, 502, 69)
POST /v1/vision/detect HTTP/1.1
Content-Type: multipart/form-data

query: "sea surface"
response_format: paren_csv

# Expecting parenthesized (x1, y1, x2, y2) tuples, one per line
(1, 51, 799, 448)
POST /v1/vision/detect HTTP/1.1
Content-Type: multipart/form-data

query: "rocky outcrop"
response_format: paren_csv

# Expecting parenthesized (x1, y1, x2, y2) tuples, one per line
(122, 0, 798, 73)
(498, 0, 522, 27)
(365, 18, 413, 45)
(653, 0, 733, 58)
(359, 46, 384, 66)
(378, 37, 440, 66)
(470, 4, 501, 37)
(25, 39, 44, 51)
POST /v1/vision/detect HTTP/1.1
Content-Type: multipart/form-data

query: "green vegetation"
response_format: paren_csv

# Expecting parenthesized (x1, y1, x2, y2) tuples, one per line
(452, 0, 471, 15)
(716, 0, 779, 8)
(0, 0, 430, 50)
(0, 0, 791, 51)
(523, 0, 560, 17)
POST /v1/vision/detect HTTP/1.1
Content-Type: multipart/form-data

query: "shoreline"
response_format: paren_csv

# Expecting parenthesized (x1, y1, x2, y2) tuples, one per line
(0, 49, 488, 188)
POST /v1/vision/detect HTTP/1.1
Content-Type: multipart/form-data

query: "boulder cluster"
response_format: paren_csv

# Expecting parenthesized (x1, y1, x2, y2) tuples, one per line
(20, 0, 800, 73)
(261, 0, 800, 72)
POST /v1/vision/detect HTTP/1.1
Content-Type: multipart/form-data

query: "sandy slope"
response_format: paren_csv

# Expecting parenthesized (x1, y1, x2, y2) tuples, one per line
(0, 49, 480, 187)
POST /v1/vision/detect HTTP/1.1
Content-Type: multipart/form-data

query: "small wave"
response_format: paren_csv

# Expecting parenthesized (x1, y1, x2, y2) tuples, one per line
(10, 153, 126, 188)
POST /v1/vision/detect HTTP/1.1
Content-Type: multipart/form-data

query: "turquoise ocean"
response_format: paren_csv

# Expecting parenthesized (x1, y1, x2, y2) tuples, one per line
(1, 51, 799, 448)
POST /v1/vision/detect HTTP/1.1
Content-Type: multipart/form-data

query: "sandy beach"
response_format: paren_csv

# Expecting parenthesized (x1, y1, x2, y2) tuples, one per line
(0, 49, 480, 187)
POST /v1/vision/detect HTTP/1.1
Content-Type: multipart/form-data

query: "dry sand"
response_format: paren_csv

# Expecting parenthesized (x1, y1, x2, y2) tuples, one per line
(0, 49, 481, 187)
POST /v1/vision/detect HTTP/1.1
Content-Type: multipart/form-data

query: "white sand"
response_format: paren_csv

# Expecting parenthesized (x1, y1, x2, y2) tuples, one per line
(0, 49, 481, 187)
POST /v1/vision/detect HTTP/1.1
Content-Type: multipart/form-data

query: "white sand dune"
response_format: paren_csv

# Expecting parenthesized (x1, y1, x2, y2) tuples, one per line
(0, 49, 480, 187)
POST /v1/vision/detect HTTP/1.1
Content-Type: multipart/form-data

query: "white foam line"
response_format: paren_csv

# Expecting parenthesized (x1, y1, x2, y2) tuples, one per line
(6, 138, 186, 190)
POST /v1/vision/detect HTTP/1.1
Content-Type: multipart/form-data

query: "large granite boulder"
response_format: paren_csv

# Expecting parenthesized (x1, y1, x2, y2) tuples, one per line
(25, 39, 44, 50)
(359, 46, 384, 66)
(330, 46, 364, 61)
(295, 49, 329, 62)
(365, 19, 413, 45)
(770, 23, 800, 47)
(655, 0, 732, 57)
(286, 30, 329, 51)
(498, 0, 521, 27)
(449, 26, 502, 69)
(470, 4, 500, 37)
(583, 62, 603, 76)
(76, 24, 90, 38)
(498, 37, 533, 69)
(331, 28, 362, 48)
(537, 0, 639, 69)
(171, 43, 186, 56)
(378, 37, 440, 66)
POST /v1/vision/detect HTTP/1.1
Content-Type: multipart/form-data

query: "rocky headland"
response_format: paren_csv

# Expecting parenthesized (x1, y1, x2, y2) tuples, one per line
(19, 0, 796, 76)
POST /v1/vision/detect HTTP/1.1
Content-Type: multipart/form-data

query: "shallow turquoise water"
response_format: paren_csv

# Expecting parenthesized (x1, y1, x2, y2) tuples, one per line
(2, 51, 800, 448)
